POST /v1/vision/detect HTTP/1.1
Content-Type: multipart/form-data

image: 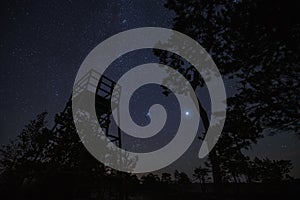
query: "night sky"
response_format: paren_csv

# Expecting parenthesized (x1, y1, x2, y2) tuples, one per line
(1, 0, 299, 177)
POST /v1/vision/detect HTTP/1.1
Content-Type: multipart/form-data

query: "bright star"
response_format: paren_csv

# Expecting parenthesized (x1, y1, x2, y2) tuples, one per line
(185, 111, 190, 116)
(146, 112, 151, 117)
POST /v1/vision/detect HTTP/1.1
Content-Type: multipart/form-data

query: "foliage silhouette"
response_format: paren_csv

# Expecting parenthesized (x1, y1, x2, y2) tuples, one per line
(154, 0, 300, 195)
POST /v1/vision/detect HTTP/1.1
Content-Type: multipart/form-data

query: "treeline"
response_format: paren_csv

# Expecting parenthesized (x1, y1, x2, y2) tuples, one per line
(0, 108, 294, 199)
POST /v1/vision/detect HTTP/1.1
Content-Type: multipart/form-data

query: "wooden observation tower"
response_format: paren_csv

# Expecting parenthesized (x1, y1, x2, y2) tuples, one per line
(51, 69, 122, 148)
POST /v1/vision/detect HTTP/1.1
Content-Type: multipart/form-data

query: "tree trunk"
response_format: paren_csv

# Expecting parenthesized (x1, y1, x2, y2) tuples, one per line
(196, 97, 222, 196)
(208, 149, 222, 196)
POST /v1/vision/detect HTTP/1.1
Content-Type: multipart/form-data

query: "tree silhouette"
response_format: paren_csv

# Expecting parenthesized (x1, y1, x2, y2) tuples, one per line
(248, 157, 293, 183)
(155, 0, 299, 195)
(141, 173, 161, 186)
(161, 172, 173, 184)
(193, 166, 210, 192)
(174, 170, 190, 185)
(0, 105, 138, 199)
(0, 112, 52, 199)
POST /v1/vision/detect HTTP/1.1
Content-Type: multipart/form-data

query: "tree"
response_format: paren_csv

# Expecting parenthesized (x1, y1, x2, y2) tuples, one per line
(228, 0, 300, 135)
(0, 112, 52, 198)
(0, 104, 138, 199)
(141, 173, 160, 186)
(161, 172, 173, 184)
(193, 166, 210, 192)
(156, 0, 299, 194)
(161, 0, 300, 134)
(174, 170, 190, 185)
(154, 0, 241, 192)
(248, 157, 293, 183)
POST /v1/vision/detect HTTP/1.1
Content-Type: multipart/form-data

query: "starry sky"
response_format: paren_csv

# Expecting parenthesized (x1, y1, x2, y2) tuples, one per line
(0, 0, 299, 177)
(0, 0, 173, 143)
